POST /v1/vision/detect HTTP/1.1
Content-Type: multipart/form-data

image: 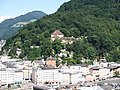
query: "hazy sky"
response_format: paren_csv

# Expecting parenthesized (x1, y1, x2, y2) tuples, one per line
(0, 0, 70, 22)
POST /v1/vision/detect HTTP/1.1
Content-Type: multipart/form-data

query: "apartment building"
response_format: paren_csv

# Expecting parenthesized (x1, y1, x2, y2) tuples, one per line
(14, 70, 23, 84)
(32, 65, 85, 85)
(0, 68, 24, 85)
(32, 67, 61, 85)
(51, 30, 75, 44)
(89, 66, 110, 80)
(0, 68, 14, 85)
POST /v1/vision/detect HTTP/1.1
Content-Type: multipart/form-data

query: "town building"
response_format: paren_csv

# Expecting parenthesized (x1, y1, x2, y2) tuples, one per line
(0, 53, 120, 90)
(60, 65, 84, 85)
(22, 67, 32, 80)
(51, 30, 64, 41)
(0, 68, 15, 85)
(45, 56, 56, 68)
(14, 70, 23, 84)
(32, 60, 45, 68)
(16, 48, 22, 57)
(89, 66, 110, 81)
(58, 49, 73, 58)
(51, 30, 75, 44)
(32, 67, 61, 85)
(0, 55, 20, 62)
(32, 65, 85, 86)
(0, 61, 24, 85)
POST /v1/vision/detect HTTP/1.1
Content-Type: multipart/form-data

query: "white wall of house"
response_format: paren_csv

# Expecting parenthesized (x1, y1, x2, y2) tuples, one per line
(32, 66, 85, 85)
(71, 72, 82, 84)
(22, 68, 32, 80)
(79, 67, 89, 75)
(90, 67, 111, 80)
(14, 71, 23, 84)
(61, 66, 84, 85)
(32, 68, 61, 85)
(61, 73, 69, 85)
(51, 35, 64, 39)
(99, 68, 110, 79)
(0, 69, 14, 85)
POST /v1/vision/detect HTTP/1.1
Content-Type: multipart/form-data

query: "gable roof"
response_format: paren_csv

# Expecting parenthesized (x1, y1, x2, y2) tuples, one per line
(46, 56, 55, 61)
(51, 30, 63, 35)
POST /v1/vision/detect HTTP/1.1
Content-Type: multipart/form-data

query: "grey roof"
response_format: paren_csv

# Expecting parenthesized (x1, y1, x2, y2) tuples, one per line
(37, 65, 58, 70)
(107, 65, 120, 69)
(73, 64, 88, 67)
(97, 78, 120, 90)
(0, 68, 6, 71)
(33, 86, 48, 90)
(90, 66, 102, 70)
(79, 86, 104, 90)
(92, 86, 104, 90)
(97, 78, 120, 84)
(2, 62, 16, 68)
(33, 60, 44, 65)
(100, 85, 112, 90)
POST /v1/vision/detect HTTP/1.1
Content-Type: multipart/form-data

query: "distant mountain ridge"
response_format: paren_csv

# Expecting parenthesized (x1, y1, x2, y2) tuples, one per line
(0, 11, 46, 39)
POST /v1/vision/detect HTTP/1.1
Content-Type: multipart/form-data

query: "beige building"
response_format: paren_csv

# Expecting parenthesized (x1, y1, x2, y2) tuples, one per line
(51, 30, 75, 44)
(14, 70, 23, 84)
(32, 67, 61, 85)
(22, 67, 32, 80)
(89, 66, 110, 81)
(45, 56, 56, 68)
(32, 65, 84, 86)
(85, 74, 94, 82)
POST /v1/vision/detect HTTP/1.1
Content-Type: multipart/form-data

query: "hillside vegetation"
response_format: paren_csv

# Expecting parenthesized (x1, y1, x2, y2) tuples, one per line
(3, 0, 120, 63)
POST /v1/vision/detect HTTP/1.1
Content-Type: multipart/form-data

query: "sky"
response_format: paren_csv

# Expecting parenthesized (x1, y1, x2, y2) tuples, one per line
(0, 0, 70, 22)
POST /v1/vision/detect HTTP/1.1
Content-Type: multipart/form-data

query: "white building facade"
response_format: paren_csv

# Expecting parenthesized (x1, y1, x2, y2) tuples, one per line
(32, 65, 85, 85)
(14, 70, 23, 84)
(0, 68, 14, 85)
(32, 67, 61, 85)
(0, 68, 24, 85)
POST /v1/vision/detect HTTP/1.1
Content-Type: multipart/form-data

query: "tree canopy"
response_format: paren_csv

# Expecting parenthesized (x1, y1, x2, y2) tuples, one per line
(3, 0, 120, 62)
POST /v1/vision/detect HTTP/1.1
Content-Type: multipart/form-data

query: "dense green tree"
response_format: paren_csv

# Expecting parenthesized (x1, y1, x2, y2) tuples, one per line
(41, 38, 52, 59)
(65, 43, 73, 52)
(62, 58, 77, 65)
(72, 40, 96, 60)
(8, 48, 16, 58)
(107, 50, 120, 62)
(19, 50, 25, 59)
(52, 39, 63, 54)
(88, 33, 115, 56)
(2, 0, 120, 62)
(73, 54, 82, 64)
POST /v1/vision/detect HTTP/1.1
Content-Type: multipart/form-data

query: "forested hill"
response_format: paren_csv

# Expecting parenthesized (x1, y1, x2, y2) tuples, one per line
(3, 0, 120, 62)
(0, 11, 46, 39)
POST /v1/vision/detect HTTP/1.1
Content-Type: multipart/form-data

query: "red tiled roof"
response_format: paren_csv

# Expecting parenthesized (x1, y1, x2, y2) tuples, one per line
(51, 30, 63, 35)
